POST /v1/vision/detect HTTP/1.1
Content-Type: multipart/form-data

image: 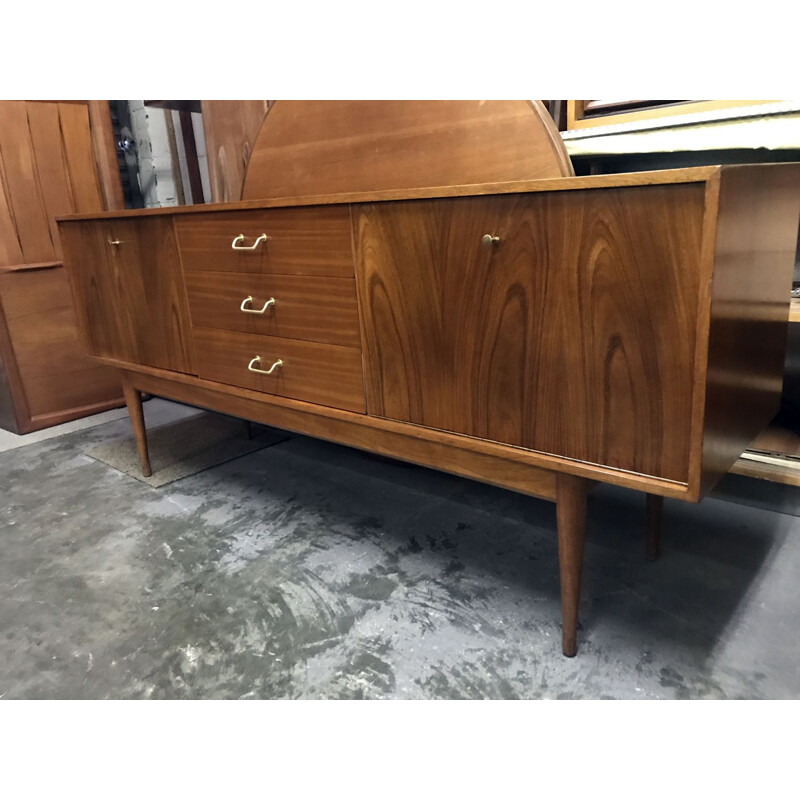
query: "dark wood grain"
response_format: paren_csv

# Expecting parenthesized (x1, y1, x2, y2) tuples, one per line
(556, 473, 588, 657)
(193, 327, 365, 413)
(242, 101, 573, 200)
(185, 272, 361, 347)
(175, 205, 354, 276)
(698, 164, 800, 497)
(59, 217, 196, 374)
(357, 184, 706, 482)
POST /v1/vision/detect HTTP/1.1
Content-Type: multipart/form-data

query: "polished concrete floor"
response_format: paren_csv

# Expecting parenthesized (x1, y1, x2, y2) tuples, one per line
(1, 399, 799, 699)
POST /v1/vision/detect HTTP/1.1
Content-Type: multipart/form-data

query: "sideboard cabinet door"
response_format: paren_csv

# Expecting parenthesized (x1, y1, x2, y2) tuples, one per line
(61, 218, 196, 374)
(356, 184, 705, 482)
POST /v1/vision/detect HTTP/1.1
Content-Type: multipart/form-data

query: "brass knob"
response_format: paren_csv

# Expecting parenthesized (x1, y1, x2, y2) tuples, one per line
(108, 239, 121, 246)
(482, 234, 500, 246)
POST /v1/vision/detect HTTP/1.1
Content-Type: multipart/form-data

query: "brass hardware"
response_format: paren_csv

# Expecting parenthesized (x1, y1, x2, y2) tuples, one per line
(240, 295, 276, 314)
(482, 234, 500, 246)
(232, 233, 268, 251)
(108, 239, 121, 246)
(248, 356, 283, 375)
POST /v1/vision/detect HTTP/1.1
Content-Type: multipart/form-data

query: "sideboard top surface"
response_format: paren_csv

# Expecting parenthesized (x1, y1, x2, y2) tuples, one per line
(57, 165, 734, 223)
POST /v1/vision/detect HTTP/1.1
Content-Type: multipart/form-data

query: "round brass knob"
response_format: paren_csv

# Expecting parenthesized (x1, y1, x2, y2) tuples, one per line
(482, 234, 500, 246)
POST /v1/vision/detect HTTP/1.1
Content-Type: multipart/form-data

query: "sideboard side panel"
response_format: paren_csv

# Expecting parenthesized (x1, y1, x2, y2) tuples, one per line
(700, 164, 800, 498)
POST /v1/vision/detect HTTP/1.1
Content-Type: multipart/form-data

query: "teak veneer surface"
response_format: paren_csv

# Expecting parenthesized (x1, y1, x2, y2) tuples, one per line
(241, 101, 573, 201)
(60, 218, 196, 375)
(193, 327, 365, 413)
(185, 272, 361, 348)
(175, 205, 354, 276)
(357, 184, 705, 483)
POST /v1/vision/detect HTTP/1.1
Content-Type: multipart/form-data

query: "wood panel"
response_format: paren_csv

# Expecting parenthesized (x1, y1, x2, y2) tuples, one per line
(60, 218, 196, 374)
(358, 184, 706, 482)
(242, 101, 573, 201)
(0, 266, 122, 431)
(201, 100, 270, 202)
(124, 365, 558, 501)
(175, 205, 354, 275)
(699, 164, 800, 497)
(26, 102, 74, 259)
(0, 101, 54, 263)
(193, 327, 364, 413)
(58, 103, 104, 213)
(185, 272, 361, 347)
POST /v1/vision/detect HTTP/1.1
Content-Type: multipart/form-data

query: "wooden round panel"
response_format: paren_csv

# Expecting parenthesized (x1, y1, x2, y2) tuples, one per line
(241, 101, 573, 200)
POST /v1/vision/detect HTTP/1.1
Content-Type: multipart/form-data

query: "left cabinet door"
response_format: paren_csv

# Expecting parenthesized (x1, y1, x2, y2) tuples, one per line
(60, 217, 197, 374)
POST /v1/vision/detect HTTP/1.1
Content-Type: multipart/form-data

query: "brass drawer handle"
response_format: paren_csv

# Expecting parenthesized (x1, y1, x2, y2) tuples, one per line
(248, 356, 283, 375)
(240, 295, 276, 314)
(232, 233, 268, 251)
(482, 234, 500, 246)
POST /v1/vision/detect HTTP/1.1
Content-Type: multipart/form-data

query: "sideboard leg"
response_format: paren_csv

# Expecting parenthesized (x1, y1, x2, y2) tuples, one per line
(645, 494, 663, 562)
(120, 374, 152, 478)
(556, 473, 588, 657)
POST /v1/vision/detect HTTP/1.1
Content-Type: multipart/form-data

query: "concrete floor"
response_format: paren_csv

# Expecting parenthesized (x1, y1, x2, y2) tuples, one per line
(1, 399, 799, 699)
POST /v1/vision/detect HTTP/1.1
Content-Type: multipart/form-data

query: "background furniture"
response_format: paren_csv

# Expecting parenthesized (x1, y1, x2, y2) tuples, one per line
(0, 100, 124, 433)
(58, 101, 800, 655)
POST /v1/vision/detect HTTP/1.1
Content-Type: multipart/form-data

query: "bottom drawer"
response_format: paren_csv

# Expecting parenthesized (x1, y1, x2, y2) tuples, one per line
(193, 327, 365, 413)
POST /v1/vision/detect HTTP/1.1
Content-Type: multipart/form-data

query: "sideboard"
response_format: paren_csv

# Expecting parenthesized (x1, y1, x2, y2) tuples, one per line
(57, 102, 800, 655)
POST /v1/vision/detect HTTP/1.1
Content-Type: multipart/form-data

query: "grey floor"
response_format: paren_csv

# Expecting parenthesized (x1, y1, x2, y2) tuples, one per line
(1, 399, 799, 699)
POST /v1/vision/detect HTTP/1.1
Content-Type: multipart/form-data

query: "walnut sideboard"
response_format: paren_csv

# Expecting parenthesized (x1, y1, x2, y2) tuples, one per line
(57, 161, 800, 656)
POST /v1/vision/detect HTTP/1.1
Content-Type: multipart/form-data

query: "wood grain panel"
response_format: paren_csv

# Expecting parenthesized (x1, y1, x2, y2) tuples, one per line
(201, 100, 270, 202)
(175, 205, 354, 276)
(26, 102, 75, 259)
(193, 327, 364, 413)
(0, 266, 121, 424)
(124, 366, 557, 501)
(185, 272, 361, 347)
(0, 101, 54, 262)
(60, 218, 196, 374)
(358, 185, 706, 482)
(699, 164, 800, 497)
(58, 102, 103, 213)
(0, 146, 24, 267)
(242, 101, 572, 200)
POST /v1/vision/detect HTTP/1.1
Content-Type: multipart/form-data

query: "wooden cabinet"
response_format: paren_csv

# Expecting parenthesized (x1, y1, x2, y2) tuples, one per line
(0, 100, 124, 434)
(56, 101, 800, 657)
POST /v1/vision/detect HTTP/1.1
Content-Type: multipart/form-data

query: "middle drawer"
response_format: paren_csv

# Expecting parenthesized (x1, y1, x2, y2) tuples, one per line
(185, 272, 361, 348)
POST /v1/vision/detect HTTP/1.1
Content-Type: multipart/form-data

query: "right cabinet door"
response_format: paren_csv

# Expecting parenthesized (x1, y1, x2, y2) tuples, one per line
(356, 184, 705, 482)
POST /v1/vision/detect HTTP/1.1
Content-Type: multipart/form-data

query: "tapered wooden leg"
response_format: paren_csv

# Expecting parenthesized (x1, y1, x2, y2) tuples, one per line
(120, 374, 152, 478)
(646, 494, 663, 561)
(556, 473, 588, 657)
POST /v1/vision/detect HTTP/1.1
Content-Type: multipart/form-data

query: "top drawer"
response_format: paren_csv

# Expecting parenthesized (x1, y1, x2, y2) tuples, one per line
(175, 205, 354, 276)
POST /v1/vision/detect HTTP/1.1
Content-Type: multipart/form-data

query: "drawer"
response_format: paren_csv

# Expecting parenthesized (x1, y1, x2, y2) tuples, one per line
(175, 206, 354, 276)
(193, 327, 365, 413)
(185, 272, 361, 348)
